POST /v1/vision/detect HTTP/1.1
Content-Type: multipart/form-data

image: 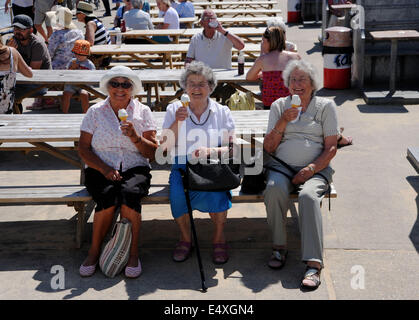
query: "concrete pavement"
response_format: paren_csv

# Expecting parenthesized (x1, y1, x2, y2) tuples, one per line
(0, 0, 418, 301)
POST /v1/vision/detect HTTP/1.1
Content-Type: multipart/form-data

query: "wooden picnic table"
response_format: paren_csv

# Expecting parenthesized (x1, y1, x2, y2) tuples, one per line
(109, 27, 265, 45)
(149, 8, 281, 18)
(0, 110, 269, 168)
(90, 43, 262, 69)
(214, 16, 275, 27)
(151, 17, 197, 28)
(182, 27, 265, 44)
(149, 1, 276, 9)
(15, 69, 261, 111)
(369, 30, 419, 93)
(108, 29, 185, 44)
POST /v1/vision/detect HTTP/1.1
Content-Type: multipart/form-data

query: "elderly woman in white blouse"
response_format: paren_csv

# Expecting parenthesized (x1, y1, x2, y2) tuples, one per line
(263, 60, 339, 290)
(78, 66, 158, 278)
(159, 61, 235, 265)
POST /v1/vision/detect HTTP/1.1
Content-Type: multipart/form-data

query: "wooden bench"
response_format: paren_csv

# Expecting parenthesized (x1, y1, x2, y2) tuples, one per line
(407, 147, 419, 174)
(0, 178, 336, 248)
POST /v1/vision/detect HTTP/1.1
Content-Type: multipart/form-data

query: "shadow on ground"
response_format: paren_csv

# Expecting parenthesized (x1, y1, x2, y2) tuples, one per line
(0, 216, 306, 299)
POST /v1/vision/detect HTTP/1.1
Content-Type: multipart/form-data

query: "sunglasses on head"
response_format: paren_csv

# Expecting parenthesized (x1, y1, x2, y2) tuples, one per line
(109, 81, 133, 89)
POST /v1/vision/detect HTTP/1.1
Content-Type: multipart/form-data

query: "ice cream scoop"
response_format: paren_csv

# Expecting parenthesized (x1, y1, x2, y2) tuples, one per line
(180, 94, 190, 108)
(290, 95, 302, 124)
(118, 108, 128, 122)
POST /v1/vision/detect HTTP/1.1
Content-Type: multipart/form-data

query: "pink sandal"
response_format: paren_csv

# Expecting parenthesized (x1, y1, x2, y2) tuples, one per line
(172, 241, 192, 262)
(213, 243, 229, 264)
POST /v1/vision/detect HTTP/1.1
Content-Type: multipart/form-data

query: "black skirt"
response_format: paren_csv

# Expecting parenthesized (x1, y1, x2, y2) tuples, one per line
(84, 166, 151, 213)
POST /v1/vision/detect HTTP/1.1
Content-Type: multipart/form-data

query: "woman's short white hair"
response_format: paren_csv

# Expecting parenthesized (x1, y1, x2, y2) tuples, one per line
(179, 61, 217, 94)
(131, 0, 143, 9)
(267, 17, 286, 33)
(282, 60, 321, 92)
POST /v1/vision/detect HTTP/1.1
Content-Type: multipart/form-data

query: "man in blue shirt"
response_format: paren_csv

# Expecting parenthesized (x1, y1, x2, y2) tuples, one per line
(174, 0, 194, 28)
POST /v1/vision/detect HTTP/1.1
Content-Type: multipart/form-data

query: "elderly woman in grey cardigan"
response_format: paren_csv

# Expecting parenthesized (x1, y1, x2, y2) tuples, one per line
(263, 59, 339, 291)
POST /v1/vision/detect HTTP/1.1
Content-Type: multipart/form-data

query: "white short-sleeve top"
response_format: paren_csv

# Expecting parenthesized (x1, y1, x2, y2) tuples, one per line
(186, 31, 234, 69)
(80, 98, 157, 171)
(162, 98, 235, 158)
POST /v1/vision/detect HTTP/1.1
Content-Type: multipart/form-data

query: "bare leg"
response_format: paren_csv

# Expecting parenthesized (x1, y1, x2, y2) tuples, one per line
(174, 213, 191, 242)
(209, 211, 227, 244)
(79, 90, 90, 113)
(61, 91, 73, 113)
(120, 204, 141, 267)
(83, 206, 116, 266)
(35, 24, 48, 42)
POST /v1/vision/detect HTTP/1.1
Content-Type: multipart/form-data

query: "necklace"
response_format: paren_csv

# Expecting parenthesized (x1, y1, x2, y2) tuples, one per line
(189, 110, 212, 126)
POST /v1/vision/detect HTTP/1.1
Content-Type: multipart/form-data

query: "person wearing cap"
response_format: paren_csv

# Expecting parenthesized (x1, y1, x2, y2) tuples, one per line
(78, 66, 158, 278)
(33, 0, 55, 42)
(0, 37, 33, 114)
(47, 7, 84, 70)
(185, 9, 245, 69)
(76, 1, 112, 68)
(61, 40, 95, 114)
(7, 14, 52, 111)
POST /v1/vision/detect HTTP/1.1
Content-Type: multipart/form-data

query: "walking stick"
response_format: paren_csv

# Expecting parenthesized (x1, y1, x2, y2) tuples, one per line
(180, 169, 207, 293)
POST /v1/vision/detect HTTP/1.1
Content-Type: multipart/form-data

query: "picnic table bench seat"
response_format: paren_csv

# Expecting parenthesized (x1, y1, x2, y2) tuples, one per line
(0, 178, 336, 249)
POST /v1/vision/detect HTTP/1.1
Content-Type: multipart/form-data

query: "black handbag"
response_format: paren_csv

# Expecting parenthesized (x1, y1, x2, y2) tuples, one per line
(185, 158, 241, 192)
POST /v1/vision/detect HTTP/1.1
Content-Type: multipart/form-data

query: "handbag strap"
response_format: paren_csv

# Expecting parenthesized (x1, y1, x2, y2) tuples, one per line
(265, 153, 332, 211)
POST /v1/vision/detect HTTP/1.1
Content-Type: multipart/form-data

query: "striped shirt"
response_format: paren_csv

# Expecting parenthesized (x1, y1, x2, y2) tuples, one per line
(93, 19, 111, 45)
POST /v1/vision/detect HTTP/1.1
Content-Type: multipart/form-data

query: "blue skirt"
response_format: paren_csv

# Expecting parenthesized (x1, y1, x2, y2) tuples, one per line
(169, 158, 232, 219)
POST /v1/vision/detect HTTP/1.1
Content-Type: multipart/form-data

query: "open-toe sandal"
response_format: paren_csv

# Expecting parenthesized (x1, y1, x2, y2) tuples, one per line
(172, 241, 192, 262)
(213, 243, 229, 264)
(268, 249, 288, 269)
(301, 266, 322, 290)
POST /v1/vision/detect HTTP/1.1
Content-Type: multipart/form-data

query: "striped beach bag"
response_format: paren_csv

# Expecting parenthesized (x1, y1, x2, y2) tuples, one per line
(99, 218, 132, 278)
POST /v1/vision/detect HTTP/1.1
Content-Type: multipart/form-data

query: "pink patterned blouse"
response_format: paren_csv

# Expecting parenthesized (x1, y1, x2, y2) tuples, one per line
(80, 98, 157, 171)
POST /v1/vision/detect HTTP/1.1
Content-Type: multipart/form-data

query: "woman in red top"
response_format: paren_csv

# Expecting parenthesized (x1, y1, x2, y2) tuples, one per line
(246, 26, 300, 109)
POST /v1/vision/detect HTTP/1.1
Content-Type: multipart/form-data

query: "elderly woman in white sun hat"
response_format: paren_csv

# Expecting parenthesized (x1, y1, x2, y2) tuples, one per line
(47, 7, 84, 70)
(78, 66, 158, 278)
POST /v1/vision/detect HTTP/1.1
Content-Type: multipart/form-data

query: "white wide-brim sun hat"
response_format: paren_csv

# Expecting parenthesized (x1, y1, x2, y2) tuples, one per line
(99, 66, 142, 96)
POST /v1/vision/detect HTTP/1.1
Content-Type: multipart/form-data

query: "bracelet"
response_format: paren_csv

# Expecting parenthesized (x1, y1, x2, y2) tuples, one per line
(307, 164, 315, 174)
(272, 128, 284, 135)
(224, 31, 229, 37)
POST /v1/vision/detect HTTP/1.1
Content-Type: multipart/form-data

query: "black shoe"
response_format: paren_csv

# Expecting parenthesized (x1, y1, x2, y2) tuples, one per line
(103, 12, 111, 17)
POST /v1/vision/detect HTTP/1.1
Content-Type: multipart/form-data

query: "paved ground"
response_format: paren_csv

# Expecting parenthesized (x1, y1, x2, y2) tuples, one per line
(0, 0, 418, 302)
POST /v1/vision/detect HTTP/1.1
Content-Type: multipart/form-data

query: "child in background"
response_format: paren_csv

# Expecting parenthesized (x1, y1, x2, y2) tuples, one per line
(62, 40, 95, 113)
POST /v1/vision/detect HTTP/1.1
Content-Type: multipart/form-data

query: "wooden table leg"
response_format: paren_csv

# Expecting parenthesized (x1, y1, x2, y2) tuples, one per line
(389, 39, 398, 94)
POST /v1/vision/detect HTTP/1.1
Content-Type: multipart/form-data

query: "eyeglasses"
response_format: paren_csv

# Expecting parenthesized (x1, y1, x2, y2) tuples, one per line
(186, 81, 209, 89)
(109, 81, 133, 89)
(289, 77, 310, 83)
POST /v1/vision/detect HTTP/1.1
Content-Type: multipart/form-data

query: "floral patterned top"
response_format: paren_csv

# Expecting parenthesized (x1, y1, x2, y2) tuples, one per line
(262, 70, 290, 107)
(80, 98, 157, 171)
(0, 49, 16, 114)
(48, 28, 84, 70)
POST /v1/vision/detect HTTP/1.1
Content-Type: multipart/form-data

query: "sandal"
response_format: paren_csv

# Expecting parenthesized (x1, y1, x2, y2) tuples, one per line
(268, 249, 288, 269)
(212, 243, 229, 264)
(301, 266, 322, 290)
(172, 241, 192, 262)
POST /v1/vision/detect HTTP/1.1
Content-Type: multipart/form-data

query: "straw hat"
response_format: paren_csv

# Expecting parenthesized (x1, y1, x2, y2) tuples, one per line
(76, 1, 96, 18)
(72, 40, 91, 56)
(99, 66, 142, 96)
(46, 7, 77, 29)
